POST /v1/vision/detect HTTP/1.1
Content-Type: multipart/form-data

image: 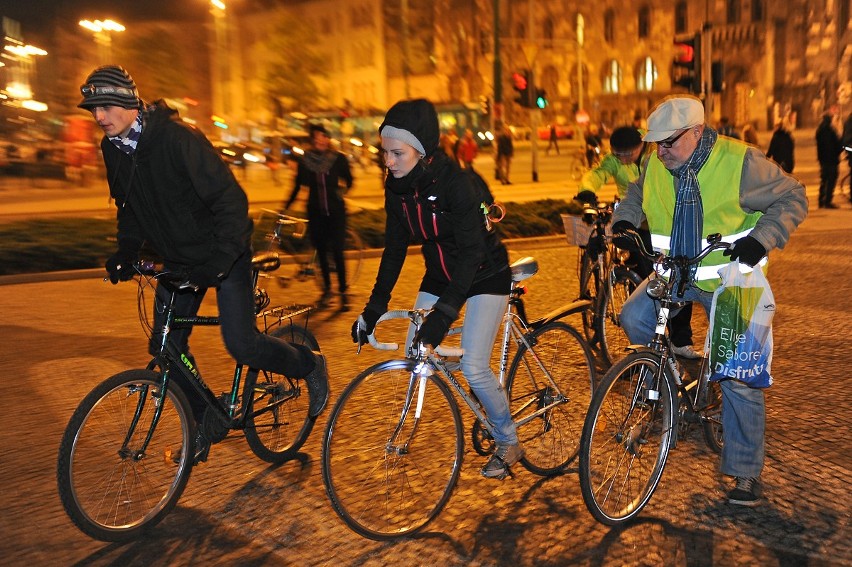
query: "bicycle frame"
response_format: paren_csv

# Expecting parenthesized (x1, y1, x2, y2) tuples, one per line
(126, 264, 312, 457)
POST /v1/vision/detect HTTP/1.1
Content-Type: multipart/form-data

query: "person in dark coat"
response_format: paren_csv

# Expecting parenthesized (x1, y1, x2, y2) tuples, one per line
(79, 66, 330, 464)
(765, 120, 795, 173)
(815, 110, 843, 208)
(285, 123, 354, 308)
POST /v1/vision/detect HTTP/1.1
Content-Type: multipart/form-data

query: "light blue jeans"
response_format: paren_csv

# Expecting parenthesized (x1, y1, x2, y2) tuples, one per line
(621, 278, 765, 479)
(407, 291, 518, 446)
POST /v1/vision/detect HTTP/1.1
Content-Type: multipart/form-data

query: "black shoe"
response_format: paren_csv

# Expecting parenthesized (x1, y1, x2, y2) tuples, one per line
(727, 476, 761, 507)
(174, 429, 210, 465)
(304, 353, 330, 417)
(339, 292, 351, 312)
(825, 202, 839, 209)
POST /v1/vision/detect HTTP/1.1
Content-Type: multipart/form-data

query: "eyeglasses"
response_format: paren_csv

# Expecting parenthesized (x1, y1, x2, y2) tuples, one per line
(80, 84, 136, 98)
(657, 129, 690, 149)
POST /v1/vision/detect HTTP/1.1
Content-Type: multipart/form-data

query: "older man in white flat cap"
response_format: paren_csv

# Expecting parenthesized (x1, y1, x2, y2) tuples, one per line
(611, 95, 808, 507)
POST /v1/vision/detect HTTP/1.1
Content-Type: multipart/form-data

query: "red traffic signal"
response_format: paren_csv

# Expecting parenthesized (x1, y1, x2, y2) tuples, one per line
(674, 42, 694, 64)
(511, 71, 528, 91)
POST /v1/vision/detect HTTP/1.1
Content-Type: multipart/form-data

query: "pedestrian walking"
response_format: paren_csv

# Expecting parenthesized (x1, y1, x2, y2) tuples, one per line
(495, 124, 514, 184)
(612, 96, 808, 507)
(78, 65, 330, 464)
(765, 119, 795, 173)
(815, 108, 843, 209)
(284, 123, 354, 309)
(546, 124, 560, 155)
(457, 128, 478, 170)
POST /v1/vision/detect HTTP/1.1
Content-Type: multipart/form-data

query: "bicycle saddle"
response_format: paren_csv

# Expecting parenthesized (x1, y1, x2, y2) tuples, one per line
(510, 257, 538, 282)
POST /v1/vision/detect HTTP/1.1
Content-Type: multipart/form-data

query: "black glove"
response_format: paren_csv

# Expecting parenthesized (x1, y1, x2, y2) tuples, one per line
(105, 238, 141, 284)
(723, 236, 766, 267)
(351, 307, 383, 345)
(414, 310, 454, 349)
(610, 220, 637, 250)
(574, 190, 598, 205)
(185, 264, 223, 289)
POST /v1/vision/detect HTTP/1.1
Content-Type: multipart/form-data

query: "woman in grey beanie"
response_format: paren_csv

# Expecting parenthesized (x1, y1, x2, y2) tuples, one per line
(352, 98, 523, 478)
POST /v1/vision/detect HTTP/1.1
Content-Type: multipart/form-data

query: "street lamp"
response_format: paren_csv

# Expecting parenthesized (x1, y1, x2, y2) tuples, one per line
(209, 0, 232, 135)
(79, 19, 125, 64)
(3, 42, 48, 102)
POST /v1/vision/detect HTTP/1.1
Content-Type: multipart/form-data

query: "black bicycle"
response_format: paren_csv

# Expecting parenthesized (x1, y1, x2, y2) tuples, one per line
(57, 253, 319, 542)
(578, 231, 728, 526)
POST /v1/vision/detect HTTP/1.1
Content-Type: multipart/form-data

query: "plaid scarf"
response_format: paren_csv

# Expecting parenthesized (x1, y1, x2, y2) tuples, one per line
(669, 126, 717, 293)
(108, 113, 143, 155)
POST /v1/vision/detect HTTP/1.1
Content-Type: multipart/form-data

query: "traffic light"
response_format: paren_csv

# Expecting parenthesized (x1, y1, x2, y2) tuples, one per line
(672, 34, 702, 94)
(512, 70, 532, 108)
(535, 89, 548, 109)
(480, 94, 490, 115)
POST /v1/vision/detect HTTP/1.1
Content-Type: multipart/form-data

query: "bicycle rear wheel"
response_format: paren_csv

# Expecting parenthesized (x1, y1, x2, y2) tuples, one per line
(57, 370, 194, 542)
(579, 352, 675, 526)
(244, 324, 320, 463)
(322, 359, 464, 540)
(597, 266, 642, 367)
(506, 321, 596, 476)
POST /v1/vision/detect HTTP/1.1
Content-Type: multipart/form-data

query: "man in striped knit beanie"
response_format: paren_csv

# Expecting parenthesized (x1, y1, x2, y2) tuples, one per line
(79, 65, 331, 464)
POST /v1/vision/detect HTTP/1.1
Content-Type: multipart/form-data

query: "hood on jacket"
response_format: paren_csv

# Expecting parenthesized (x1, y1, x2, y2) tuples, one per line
(379, 98, 440, 157)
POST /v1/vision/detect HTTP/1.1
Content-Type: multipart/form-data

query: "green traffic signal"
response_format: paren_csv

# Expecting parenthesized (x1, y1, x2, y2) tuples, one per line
(535, 89, 547, 109)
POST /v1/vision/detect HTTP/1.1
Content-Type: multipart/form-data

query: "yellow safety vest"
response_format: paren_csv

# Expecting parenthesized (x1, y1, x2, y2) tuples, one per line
(643, 137, 764, 292)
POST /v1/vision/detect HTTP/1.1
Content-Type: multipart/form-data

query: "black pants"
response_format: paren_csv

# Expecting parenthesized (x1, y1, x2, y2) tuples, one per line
(309, 212, 348, 293)
(151, 250, 316, 417)
(818, 164, 839, 206)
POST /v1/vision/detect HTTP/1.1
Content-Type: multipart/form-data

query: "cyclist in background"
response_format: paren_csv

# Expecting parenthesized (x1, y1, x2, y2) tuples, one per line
(79, 65, 330, 462)
(351, 98, 523, 479)
(285, 123, 354, 310)
(577, 126, 701, 359)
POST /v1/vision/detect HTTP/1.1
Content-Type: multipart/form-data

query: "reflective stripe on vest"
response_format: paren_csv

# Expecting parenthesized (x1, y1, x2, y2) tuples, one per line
(643, 137, 763, 292)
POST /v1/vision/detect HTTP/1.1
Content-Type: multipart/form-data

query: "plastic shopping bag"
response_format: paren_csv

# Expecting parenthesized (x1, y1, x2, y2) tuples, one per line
(705, 261, 775, 388)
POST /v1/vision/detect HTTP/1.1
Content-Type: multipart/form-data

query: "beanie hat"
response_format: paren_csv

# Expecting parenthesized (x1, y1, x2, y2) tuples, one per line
(78, 65, 141, 110)
(379, 99, 439, 157)
(609, 126, 643, 151)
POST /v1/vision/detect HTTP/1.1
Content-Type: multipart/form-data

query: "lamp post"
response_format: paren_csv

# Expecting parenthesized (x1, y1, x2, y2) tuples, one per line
(78, 19, 125, 64)
(209, 0, 231, 135)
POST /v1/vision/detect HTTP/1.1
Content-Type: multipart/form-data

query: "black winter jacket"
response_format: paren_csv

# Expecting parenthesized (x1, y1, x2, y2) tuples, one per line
(102, 100, 252, 276)
(366, 152, 510, 320)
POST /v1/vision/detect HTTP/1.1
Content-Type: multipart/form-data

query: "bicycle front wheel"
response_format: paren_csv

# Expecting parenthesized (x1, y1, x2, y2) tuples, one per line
(57, 370, 194, 542)
(322, 359, 464, 540)
(244, 324, 320, 463)
(597, 266, 642, 368)
(579, 352, 676, 526)
(697, 357, 724, 453)
(578, 251, 598, 342)
(506, 321, 596, 476)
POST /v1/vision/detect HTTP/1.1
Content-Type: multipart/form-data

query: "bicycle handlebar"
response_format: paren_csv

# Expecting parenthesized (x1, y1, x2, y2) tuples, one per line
(260, 208, 309, 225)
(365, 309, 464, 358)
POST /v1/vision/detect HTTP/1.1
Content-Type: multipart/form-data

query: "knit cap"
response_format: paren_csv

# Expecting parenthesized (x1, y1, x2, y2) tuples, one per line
(379, 99, 440, 158)
(78, 65, 141, 110)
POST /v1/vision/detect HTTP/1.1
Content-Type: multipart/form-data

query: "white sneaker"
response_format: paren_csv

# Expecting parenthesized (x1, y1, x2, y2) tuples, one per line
(671, 344, 703, 359)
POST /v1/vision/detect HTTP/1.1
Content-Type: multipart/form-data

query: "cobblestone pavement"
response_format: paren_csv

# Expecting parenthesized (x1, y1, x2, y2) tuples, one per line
(0, 207, 850, 567)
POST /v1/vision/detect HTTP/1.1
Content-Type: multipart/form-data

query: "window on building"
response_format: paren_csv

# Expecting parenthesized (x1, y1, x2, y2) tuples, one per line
(635, 57, 658, 92)
(602, 59, 623, 93)
(604, 9, 615, 43)
(675, 2, 688, 34)
(727, 0, 741, 24)
(751, 0, 764, 22)
(544, 17, 554, 46)
(516, 23, 525, 40)
(638, 5, 651, 39)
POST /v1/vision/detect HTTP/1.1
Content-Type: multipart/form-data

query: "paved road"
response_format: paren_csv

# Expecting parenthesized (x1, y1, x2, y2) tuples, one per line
(0, 204, 850, 566)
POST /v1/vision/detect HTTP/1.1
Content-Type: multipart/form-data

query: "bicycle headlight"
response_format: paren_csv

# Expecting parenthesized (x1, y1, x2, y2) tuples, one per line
(646, 277, 667, 299)
(582, 208, 597, 225)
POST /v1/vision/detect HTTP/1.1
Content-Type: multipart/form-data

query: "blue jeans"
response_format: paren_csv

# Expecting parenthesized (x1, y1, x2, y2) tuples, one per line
(407, 291, 518, 446)
(621, 278, 765, 478)
(151, 250, 316, 379)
